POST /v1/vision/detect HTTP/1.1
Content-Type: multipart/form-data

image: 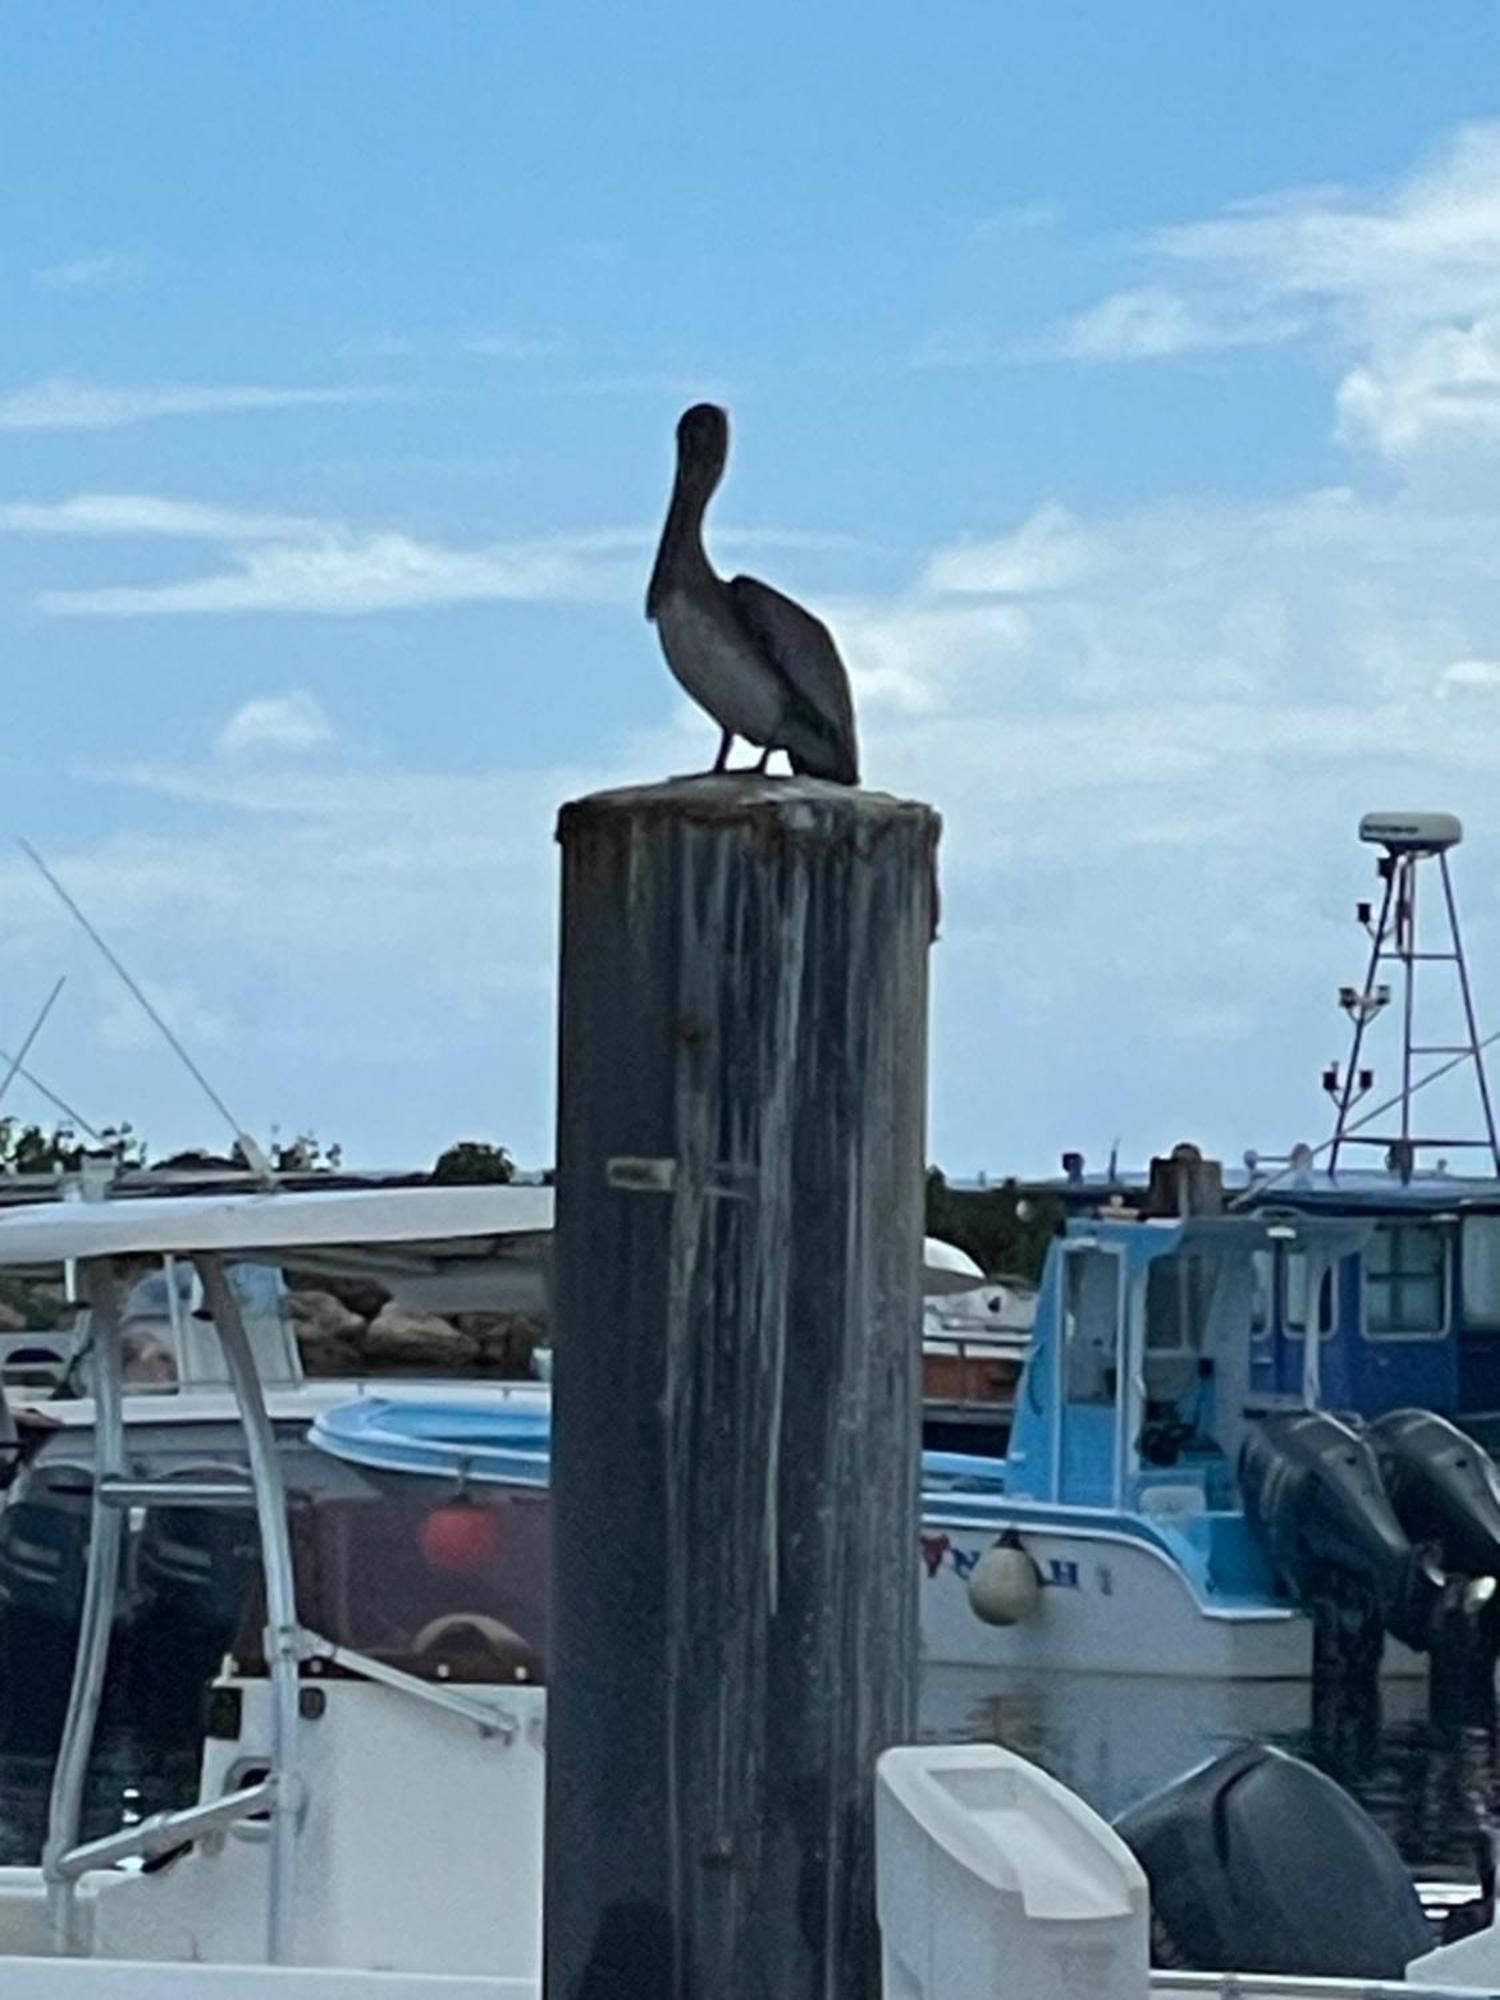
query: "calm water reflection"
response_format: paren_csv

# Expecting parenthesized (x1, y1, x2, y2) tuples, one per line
(0, 1672, 1493, 1881)
(918, 1665, 1500, 1878)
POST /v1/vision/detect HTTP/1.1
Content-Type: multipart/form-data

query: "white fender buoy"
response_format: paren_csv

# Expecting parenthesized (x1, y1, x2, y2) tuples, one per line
(967, 1534, 1042, 1626)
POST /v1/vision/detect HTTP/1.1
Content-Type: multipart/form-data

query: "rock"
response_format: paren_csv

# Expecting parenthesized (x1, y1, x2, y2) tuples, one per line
(297, 1330, 368, 1378)
(288, 1290, 371, 1378)
(287, 1290, 367, 1343)
(364, 1304, 480, 1371)
(288, 1271, 390, 1321)
(455, 1310, 550, 1376)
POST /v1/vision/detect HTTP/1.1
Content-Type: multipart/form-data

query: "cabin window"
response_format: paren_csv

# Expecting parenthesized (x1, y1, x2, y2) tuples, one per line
(1364, 1222, 1447, 1338)
(1283, 1252, 1335, 1339)
(1250, 1250, 1274, 1341)
(1461, 1216, 1500, 1329)
(1062, 1250, 1119, 1405)
(1145, 1253, 1215, 1356)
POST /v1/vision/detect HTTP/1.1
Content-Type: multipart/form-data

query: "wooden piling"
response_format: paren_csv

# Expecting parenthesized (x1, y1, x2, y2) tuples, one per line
(544, 775, 939, 2000)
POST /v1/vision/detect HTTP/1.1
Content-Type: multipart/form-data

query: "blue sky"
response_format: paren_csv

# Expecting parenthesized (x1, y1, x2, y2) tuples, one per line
(6, 3, 1500, 1176)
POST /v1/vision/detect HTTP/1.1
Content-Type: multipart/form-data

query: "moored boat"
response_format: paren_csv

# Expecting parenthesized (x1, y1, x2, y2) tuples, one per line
(918, 1177, 1500, 1680)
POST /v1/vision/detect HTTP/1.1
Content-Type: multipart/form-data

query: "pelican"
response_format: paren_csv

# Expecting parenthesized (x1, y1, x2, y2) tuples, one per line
(646, 403, 860, 785)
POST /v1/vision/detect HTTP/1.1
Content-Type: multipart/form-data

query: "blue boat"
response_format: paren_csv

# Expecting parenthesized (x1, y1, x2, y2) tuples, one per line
(920, 1204, 1351, 1679)
(309, 1397, 551, 1489)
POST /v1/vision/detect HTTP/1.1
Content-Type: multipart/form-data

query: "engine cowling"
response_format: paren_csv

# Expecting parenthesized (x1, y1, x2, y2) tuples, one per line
(1370, 1408, 1500, 1582)
(1114, 1742, 1433, 1978)
(1239, 1409, 1444, 1651)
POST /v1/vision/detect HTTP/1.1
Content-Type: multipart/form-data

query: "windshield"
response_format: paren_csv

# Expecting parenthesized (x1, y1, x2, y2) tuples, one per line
(229, 1474, 550, 1686)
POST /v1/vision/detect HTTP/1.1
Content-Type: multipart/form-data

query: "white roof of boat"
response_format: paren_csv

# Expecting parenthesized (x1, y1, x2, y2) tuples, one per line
(0, 1182, 555, 1269)
(921, 1236, 986, 1294)
(0, 1182, 989, 1296)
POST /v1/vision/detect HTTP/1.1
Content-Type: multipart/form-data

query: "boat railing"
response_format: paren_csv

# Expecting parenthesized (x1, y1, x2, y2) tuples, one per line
(39, 1245, 529, 1964)
(41, 1251, 304, 1962)
(297, 1634, 519, 1740)
(47, 1777, 281, 1881)
(1156, 1978, 1483, 1998)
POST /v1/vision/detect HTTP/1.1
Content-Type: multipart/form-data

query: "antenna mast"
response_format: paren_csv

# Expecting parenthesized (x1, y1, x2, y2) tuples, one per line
(1325, 812, 1500, 1179)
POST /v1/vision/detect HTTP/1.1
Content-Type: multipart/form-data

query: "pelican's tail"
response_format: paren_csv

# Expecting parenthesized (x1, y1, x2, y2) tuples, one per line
(784, 706, 860, 786)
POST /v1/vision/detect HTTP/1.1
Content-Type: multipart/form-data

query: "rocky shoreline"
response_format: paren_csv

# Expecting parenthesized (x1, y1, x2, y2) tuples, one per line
(0, 1273, 551, 1385)
(285, 1274, 549, 1380)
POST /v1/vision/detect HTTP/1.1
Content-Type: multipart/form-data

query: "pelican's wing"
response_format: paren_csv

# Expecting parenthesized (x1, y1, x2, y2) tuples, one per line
(727, 573, 860, 784)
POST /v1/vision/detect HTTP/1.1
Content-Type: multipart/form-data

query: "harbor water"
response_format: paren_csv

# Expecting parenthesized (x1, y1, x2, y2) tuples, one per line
(0, 1664, 1491, 1884)
(921, 1663, 1500, 1881)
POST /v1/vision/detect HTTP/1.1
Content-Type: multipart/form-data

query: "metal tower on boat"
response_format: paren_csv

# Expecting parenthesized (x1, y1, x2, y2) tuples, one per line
(1326, 811, 1500, 1178)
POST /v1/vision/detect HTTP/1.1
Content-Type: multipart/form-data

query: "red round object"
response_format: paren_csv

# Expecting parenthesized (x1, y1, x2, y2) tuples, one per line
(420, 1501, 503, 1574)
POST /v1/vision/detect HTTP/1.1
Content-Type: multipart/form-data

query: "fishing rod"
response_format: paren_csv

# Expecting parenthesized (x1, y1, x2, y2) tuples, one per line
(18, 839, 276, 1186)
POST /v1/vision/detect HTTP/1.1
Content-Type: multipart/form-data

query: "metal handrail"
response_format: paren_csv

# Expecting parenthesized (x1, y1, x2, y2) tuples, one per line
(194, 1254, 301, 1963)
(95, 1476, 257, 1508)
(50, 1778, 278, 1880)
(43, 1264, 127, 1953)
(298, 1634, 521, 1741)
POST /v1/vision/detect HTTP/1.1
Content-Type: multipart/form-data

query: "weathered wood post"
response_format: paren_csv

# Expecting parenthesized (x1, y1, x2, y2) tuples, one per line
(545, 775, 939, 2000)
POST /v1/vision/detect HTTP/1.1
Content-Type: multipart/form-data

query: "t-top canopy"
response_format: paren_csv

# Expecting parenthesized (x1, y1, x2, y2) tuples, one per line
(0, 1182, 556, 1274)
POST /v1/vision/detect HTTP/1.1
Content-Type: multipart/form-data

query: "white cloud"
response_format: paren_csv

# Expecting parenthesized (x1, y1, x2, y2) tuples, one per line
(1336, 315, 1500, 454)
(1039, 285, 1302, 362)
(7, 492, 865, 619)
(215, 693, 337, 759)
(921, 506, 1097, 595)
(34, 252, 144, 292)
(1438, 657, 1500, 697)
(1011, 121, 1500, 457)
(0, 376, 390, 433)
(827, 599, 1028, 714)
(0, 493, 322, 541)
(41, 527, 642, 616)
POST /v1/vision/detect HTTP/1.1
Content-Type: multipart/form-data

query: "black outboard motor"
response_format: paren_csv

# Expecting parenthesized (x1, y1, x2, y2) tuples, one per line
(1115, 1742, 1433, 1978)
(1372, 1408, 1500, 1710)
(0, 1458, 98, 1757)
(1371, 1408, 1500, 1578)
(129, 1495, 262, 1746)
(1239, 1408, 1444, 1654)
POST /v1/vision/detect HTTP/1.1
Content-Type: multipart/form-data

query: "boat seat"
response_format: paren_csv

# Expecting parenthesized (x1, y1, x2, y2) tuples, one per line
(1136, 1476, 1207, 1521)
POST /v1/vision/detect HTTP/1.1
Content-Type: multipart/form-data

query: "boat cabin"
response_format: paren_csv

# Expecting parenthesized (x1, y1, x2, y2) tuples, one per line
(1239, 1179, 1500, 1427)
(1004, 1210, 1366, 1525)
(1023, 1158, 1500, 1436)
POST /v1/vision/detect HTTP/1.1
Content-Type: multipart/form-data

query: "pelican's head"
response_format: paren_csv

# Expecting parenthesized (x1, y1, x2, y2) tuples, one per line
(675, 402, 729, 485)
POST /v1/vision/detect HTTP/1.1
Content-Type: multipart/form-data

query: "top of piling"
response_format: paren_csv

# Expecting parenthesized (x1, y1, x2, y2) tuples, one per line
(557, 772, 941, 846)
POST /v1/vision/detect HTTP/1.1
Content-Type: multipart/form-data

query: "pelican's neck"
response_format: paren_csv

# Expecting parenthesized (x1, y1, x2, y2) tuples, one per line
(647, 450, 721, 615)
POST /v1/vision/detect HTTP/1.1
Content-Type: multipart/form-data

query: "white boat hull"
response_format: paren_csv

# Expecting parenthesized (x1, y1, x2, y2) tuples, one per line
(918, 1515, 1426, 1680)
